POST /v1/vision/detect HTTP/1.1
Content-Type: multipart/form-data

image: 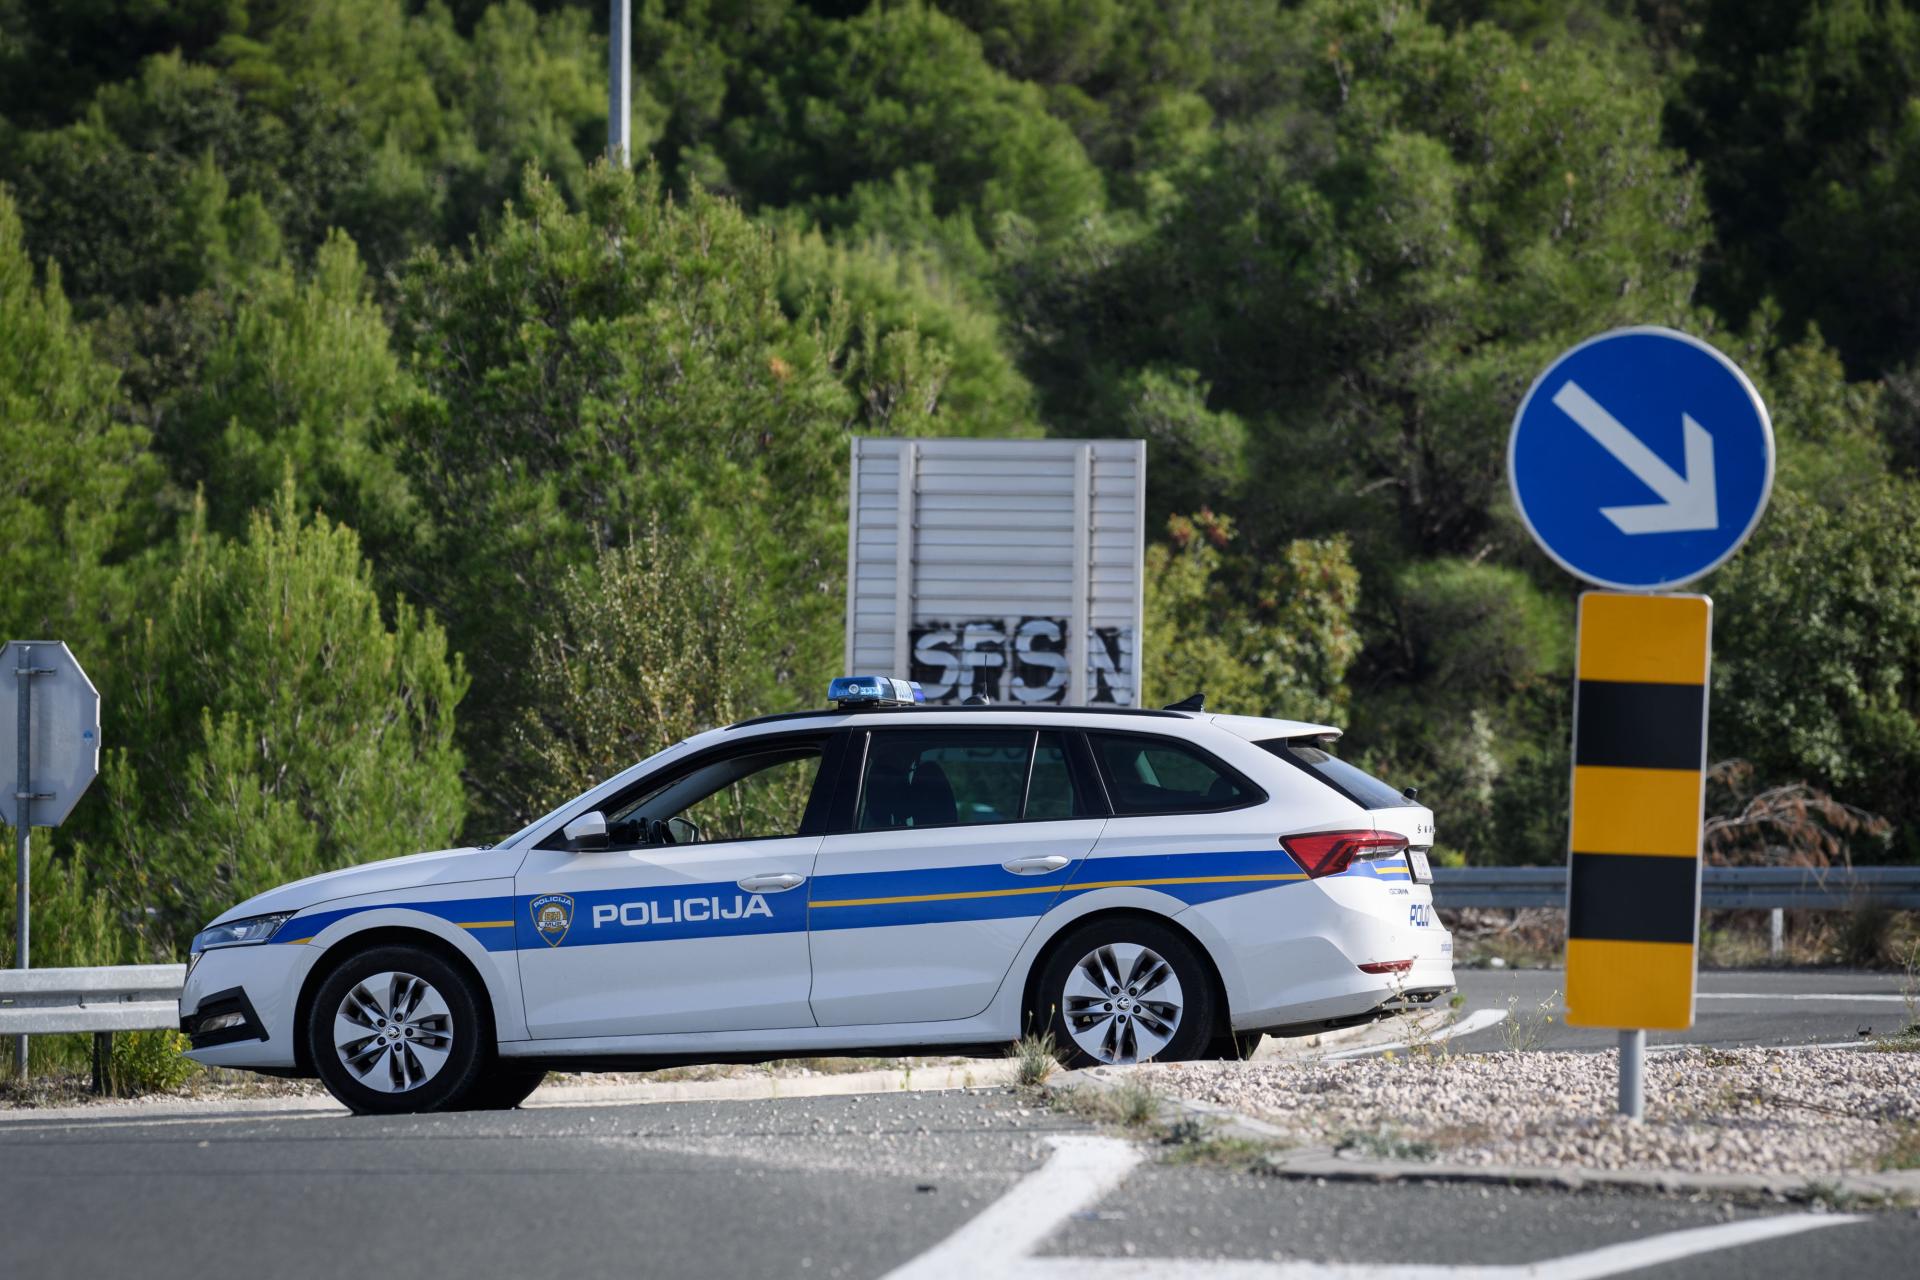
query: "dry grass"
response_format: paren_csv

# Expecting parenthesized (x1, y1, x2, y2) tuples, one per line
(1051, 1074, 1162, 1129)
(1880, 1123, 1920, 1171)
(1446, 905, 1920, 971)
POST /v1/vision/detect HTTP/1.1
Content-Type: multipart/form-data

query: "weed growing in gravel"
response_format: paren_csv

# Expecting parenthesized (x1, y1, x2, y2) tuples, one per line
(1385, 983, 1463, 1065)
(1111, 1076, 1161, 1127)
(1901, 942, 1920, 1037)
(1880, 1123, 1920, 1171)
(1800, 1181, 1914, 1213)
(1500, 989, 1560, 1053)
(1008, 1032, 1059, 1088)
(1160, 1131, 1281, 1168)
(1051, 1075, 1163, 1129)
(1336, 1124, 1437, 1162)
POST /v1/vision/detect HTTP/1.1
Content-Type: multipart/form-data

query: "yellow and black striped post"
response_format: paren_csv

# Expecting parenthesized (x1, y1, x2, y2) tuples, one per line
(1564, 591, 1710, 1034)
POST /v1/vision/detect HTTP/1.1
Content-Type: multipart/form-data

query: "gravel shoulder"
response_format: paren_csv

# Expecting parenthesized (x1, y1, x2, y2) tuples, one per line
(1140, 1044, 1920, 1178)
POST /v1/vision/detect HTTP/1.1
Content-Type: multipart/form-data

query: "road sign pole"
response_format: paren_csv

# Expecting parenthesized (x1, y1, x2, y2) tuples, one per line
(13, 643, 30, 1079)
(608, 0, 631, 165)
(0, 639, 100, 1080)
(1510, 328, 1770, 1131)
(1618, 1030, 1646, 1120)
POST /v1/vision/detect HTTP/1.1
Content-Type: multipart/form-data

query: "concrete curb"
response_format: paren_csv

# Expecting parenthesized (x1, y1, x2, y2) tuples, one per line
(525, 1058, 1018, 1107)
(1047, 1064, 1920, 1202)
(0, 1058, 1021, 1124)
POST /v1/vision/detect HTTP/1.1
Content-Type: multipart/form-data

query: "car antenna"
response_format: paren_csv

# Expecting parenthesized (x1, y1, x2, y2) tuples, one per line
(1163, 692, 1205, 712)
(962, 692, 993, 705)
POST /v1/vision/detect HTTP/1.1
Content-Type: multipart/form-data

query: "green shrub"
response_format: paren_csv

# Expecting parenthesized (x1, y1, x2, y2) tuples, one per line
(109, 1029, 197, 1096)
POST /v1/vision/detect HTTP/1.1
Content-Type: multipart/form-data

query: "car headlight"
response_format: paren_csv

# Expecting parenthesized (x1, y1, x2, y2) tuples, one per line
(190, 911, 296, 955)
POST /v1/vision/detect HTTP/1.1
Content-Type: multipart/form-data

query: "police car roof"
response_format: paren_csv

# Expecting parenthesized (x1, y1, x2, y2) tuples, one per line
(725, 705, 1341, 739)
(726, 703, 1189, 731)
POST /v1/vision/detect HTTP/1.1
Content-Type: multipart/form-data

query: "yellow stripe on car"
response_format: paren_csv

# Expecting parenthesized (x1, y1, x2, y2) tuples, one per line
(810, 872, 1309, 910)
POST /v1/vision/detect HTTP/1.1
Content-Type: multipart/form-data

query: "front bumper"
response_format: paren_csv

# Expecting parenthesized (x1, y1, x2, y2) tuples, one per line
(179, 986, 269, 1049)
(178, 941, 317, 1070)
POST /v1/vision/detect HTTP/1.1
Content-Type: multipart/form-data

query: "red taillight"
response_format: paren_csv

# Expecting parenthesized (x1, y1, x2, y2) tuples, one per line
(1280, 830, 1409, 878)
(1358, 958, 1414, 974)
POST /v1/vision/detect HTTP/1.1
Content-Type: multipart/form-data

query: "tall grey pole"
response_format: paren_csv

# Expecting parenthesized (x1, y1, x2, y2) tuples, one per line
(609, 0, 631, 166)
(1618, 1029, 1645, 1120)
(13, 644, 30, 1079)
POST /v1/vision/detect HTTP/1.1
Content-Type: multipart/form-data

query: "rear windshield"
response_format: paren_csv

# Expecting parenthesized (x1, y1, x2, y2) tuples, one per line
(1260, 740, 1408, 811)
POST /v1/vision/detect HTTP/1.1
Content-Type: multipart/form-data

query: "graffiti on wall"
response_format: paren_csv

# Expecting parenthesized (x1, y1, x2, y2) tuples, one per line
(909, 618, 1135, 705)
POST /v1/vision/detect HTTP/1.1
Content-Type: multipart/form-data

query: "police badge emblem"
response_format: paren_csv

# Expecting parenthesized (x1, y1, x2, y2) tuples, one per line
(530, 893, 575, 947)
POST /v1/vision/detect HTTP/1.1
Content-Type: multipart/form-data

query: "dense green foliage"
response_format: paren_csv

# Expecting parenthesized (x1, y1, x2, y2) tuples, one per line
(510, 522, 754, 821)
(1, 0, 1917, 1009)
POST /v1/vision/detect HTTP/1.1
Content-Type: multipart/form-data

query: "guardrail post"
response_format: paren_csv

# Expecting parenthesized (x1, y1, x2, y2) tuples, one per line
(1769, 907, 1784, 960)
(91, 1031, 112, 1095)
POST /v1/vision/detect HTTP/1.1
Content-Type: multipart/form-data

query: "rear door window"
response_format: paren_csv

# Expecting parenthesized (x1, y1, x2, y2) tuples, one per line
(857, 729, 1095, 830)
(1086, 733, 1259, 815)
(1261, 740, 1407, 810)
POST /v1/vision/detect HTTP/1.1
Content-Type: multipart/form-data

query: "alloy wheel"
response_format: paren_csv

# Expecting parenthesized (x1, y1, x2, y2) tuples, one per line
(332, 970, 456, 1094)
(1061, 942, 1184, 1064)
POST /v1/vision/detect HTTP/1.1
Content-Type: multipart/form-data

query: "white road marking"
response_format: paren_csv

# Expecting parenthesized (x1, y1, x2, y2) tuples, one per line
(880, 1135, 1143, 1279)
(1697, 992, 1907, 1003)
(886, 1132, 1860, 1279)
(1318, 1007, 1509, 1060)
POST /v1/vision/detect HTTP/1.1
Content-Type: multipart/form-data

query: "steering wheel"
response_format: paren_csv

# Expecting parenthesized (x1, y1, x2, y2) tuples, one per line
(647, 819, 677, 846)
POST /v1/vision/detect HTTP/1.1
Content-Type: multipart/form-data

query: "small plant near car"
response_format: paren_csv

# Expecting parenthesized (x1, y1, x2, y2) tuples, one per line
(1008, 1031, 1059, 1088)
(1500, 989, 1560, 1054)
(1384, 979, 1458, 1065)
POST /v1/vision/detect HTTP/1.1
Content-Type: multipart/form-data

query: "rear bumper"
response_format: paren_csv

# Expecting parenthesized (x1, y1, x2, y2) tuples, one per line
(1177, 874, 1455, 1033)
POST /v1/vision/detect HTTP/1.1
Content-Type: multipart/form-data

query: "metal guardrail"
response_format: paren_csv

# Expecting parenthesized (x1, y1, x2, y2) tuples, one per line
(1, 964, 186, 1092)
(1432, 865, 1920, 911)
(0, 964, 185, 1035)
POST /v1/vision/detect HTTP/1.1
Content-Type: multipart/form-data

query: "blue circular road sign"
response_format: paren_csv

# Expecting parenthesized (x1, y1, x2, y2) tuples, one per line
(1508, 326, 1773, 591)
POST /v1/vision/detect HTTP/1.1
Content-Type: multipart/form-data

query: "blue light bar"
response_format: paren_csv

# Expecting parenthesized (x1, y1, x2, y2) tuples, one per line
(829, 676, 925, 707)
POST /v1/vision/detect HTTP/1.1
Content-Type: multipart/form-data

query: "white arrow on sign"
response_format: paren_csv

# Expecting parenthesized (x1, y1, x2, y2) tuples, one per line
(1551, 380, 1719, 534)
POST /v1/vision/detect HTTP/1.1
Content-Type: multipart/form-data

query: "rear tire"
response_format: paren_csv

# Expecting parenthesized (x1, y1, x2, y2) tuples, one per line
(465, 1065, 548, 1111)
(1032, 918, 1217, 1067)
(307, 944, 489, 1116)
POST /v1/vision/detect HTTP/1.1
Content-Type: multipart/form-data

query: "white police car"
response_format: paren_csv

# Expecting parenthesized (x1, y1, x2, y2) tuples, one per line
(180, 678, 1452, 1114)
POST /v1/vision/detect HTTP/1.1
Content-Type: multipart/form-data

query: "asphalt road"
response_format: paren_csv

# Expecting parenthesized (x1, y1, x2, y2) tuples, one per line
(1, 1086, 1912, 1280)
(1415, 967, 1916, 1056)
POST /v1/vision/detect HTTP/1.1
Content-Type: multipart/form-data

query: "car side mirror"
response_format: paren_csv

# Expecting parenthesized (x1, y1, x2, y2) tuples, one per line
(563, 810, 609, 851)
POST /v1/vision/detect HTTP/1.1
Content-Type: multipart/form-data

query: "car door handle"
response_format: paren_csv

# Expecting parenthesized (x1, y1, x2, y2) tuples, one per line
(737, 873, 806, 893)
(1003, 855, 1071, 876)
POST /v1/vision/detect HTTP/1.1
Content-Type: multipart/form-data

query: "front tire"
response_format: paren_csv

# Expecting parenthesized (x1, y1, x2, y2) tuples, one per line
(307, 945, 489, 1115)
(1033, 918, 1217, 1067)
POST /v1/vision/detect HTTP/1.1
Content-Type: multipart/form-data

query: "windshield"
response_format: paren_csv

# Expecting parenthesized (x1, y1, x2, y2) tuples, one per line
(492, 738, 699, 848)
(1259, 740, 1409, 811)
